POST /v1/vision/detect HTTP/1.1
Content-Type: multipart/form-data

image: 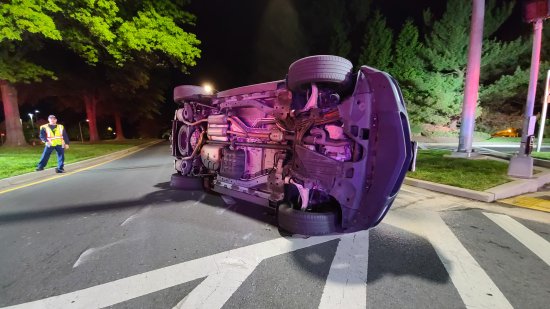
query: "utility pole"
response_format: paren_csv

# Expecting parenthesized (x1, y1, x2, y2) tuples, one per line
(508, 0, 550, 178)
(454, 0, 485, 157)
(536, 70, 550, 152)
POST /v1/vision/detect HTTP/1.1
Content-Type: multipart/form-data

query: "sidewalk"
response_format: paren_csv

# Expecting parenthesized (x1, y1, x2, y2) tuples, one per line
(0, 140, 163, 193)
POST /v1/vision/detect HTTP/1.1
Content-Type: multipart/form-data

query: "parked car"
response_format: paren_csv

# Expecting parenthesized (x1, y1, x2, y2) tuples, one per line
(170, 55, 415, 235)
(491, 128, 520, 138)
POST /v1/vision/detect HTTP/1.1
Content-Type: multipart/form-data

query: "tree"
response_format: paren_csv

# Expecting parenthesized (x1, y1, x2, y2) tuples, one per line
(104, 59, 167, 140)
(297, 0, 371, 60)
(57, 0, 200, 142)
(389, 20, 427, 124)
(357, 10, 393, 71)
(1, 0, 201, 144)
(391, 0, 529, 127)
(253, 0, 308, 82)
(0, 0, 62, 146)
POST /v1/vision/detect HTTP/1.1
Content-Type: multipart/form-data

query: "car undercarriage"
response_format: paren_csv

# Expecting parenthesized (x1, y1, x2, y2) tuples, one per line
(170, 55, 415, 235)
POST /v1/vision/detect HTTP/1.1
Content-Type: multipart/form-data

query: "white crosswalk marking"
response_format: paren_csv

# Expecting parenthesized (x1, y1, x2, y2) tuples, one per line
(3, 235, 342, 309)
(173, 263, 258, 309)
(3, 208, 546, 309)
(384, 210, 513, 309)
(484, 212, 550, 266)
(318, 230, 369, 309)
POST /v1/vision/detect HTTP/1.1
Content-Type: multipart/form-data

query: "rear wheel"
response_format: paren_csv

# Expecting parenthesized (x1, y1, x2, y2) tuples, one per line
(174, 85, 209, 103)
(170, 173, 203, 190)
(287, 55, 353, 91)
(277, 203, 339, 236)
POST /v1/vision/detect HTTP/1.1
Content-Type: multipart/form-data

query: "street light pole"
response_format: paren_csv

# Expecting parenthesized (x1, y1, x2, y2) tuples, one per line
(455, 0, 485, 157)
(79, 119, 89, 143)
(28, 113, 34, 130)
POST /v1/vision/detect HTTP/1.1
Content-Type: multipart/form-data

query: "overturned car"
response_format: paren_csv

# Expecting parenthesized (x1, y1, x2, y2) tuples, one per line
(170, 55, 415, 235)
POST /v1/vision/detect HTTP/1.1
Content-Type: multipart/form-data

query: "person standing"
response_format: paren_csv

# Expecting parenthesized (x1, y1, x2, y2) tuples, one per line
(36, 115, 70, 173)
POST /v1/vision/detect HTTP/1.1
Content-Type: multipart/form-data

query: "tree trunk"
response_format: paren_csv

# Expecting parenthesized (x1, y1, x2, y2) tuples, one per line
(0, 81, 27, 146)
(84, 93, 100, 143)
(114, 112, 126, 140)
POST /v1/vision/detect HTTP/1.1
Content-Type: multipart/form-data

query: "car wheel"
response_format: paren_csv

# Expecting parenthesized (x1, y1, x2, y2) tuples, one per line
(287, 55, 353, 91)
(174, 85, 209, 102)
(170, 173, 204, 190)
(175, 159, 193, 175)
(277, 203, 338, 236)
(177, 125, 194, 156)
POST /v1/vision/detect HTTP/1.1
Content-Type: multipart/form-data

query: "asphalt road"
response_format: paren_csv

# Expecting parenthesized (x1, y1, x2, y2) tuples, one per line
(0, 142, 549, 309)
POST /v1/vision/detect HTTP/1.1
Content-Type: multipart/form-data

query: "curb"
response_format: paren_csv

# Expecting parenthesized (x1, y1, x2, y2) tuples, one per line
(0, 140, 163, 190)
(405, 170, 550, 203)
(404, 178, 495, 202)
(486, 171, 550, 200)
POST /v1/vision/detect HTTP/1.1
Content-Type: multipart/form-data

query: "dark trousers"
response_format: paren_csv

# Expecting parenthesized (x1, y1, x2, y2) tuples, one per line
(37, 145, 65, 170)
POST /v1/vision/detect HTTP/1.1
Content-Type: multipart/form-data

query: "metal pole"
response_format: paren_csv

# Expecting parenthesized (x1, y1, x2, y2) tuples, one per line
(28, 114, 34, 140)
(536, 70, 550, 152)
(456, 0, 485, 156)
(79, 121, 84, 143)
(508, 18, 543, 178)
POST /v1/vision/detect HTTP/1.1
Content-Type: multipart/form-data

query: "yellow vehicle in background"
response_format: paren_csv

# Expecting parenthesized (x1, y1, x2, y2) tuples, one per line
(491, 128, 520, 137)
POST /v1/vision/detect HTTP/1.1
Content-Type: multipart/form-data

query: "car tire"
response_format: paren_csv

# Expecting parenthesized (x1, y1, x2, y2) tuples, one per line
(174, 85, 209, 102)
(170, 173, 204, 190)
(287, 55, 353, 91)
(277, 203, 338, 236)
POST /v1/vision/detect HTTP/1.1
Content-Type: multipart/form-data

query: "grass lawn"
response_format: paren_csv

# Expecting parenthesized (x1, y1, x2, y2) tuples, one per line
(408, 150, 511, 191)
(532, 151, 550, 160)
(0, 139, 156, 179)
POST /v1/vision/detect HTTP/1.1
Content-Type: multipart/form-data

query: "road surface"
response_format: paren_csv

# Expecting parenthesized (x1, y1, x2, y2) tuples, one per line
(0, 142, 549, 308)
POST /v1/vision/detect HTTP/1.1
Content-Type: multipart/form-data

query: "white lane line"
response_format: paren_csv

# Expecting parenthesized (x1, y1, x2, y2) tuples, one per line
(173, 258, 258, 309)
(4, 234, 342, 309)
(318, 230, 369, 309)
(484, 212, 550, 266)
(384, 210, 513, 309)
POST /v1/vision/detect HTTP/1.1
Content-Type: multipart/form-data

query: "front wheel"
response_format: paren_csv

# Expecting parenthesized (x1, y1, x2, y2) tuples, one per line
(277, 203, 339, 235)
(287, 55, 353, 91)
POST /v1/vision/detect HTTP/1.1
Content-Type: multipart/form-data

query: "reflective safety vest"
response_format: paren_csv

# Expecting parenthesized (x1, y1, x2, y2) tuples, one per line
(41, 124, 65, 146)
